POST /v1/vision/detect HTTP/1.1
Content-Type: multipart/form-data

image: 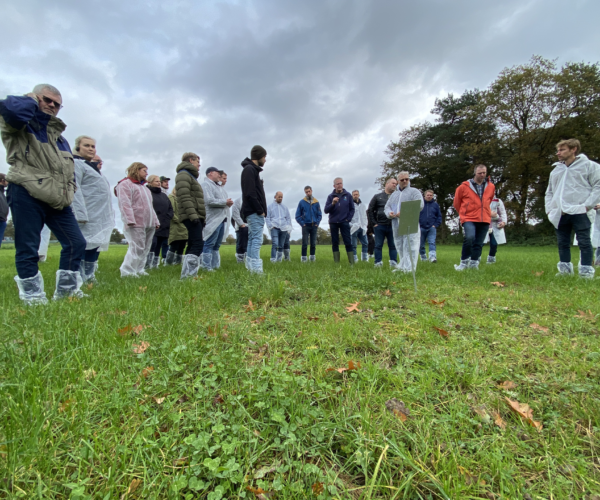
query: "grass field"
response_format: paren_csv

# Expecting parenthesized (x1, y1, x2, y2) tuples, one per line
(0, 244, 599, 500)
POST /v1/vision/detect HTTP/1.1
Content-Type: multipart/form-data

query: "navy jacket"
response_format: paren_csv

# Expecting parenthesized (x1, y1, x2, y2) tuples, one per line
(419, 199, 442, 229)
(295, 196, 322, 226)
(324, 189, 355, 224)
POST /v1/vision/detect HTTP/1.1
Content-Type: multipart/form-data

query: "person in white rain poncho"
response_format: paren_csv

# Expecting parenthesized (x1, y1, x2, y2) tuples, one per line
(232, 197, 248, 263)
(201, 167, 233, 271)
(483, 197, 507, 264)
(71, 136, 114, 282)
(545, 139, 600, 279)
(219, 171, 232, 244)
(266, 191, 292, 262)
(384, 172, 424, 273)
(350, 190, 369, 262)
(115, 162, 159, 277)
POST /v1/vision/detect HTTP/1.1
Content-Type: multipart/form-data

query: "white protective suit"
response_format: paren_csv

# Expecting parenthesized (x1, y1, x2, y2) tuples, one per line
(484, 198, 507, 245)
(350, 200, 368, 236)
(115, 178, 159, 277)
(266, 201, 293, 261)
(38, 225, 51, 261)
(384, 184, 424, 273)
(221, 185, 231, 244)
(201, 177, 229, 270)
(72, 158, 115, 281)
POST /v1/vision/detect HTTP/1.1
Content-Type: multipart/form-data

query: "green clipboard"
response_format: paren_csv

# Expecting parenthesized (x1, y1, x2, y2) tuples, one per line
(397, 200, 422, 236)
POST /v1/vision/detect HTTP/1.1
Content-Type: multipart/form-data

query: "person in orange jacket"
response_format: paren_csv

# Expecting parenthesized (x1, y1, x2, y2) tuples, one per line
(453, 164, 495, 270)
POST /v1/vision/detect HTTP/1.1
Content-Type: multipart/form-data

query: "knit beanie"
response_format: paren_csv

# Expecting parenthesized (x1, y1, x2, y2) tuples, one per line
(250, 145, 267, 161)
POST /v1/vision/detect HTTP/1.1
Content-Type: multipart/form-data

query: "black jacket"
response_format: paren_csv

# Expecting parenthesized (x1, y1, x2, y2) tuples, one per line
(368, 191, 392, 226)
(0, 186, 8, 222)
(148, 186, 174, 238)
(240, 158, 267, 219)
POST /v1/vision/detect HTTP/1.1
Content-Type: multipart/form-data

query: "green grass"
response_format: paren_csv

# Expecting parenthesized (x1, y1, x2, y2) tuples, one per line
(0, 244, 599, 499)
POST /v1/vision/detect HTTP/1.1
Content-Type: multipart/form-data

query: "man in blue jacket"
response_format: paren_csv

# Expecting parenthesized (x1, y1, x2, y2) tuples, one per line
(324, 177, 355, 264)
(295, 185, 322, 262)
(419, 190, 442, 263)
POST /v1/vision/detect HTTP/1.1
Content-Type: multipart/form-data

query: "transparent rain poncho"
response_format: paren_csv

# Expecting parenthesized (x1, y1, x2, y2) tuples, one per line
(545, 153, 600, 229)
(350, 200, 368, 235)
(201, 178, 229, 241)
(483, 198, 507, 245)
(221, 186, 231, 243)
(38, 225, 51, 261)
(384, 184, 424, 273)
(232, 198, 244, 230)
(72, 158, 115, 252)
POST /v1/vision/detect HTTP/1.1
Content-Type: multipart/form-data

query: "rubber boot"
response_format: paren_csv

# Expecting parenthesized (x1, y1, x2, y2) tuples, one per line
(333, 251, 340, 263)
(180, 254, 200, 279)
(14, 271, 48, 305)
(347, 252, 354, 265)
(165, 251, 177, 266)
(454, 258, 471, 271)
(53, 270, 86, 300)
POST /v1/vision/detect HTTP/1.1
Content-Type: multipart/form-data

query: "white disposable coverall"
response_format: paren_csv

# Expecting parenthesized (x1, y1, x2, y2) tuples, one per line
(350, 200, 368, 235)
(484, 198, 507, 245)
(201, 178, 229, 241)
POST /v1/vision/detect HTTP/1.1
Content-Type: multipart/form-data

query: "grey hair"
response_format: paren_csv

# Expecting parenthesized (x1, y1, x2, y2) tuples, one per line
(32, 84, 61, 96)
(74, 135, 95, 151)
(396, 171, 410, 180)
(333, 177, 343, 183)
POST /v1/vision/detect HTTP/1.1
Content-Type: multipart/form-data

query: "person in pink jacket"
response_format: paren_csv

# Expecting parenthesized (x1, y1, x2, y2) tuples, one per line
(115, 162, 160, 277)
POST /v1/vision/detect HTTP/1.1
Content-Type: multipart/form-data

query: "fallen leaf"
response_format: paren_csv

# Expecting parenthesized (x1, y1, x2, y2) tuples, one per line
(244, 300, 256, 312)
(472, 406, 491, 424)
(172, 457, 188, 467)
(132, 325, 144, 335)
(490, 281, 505, 287)
(59, 399, 73, 412)
(141, 366, 154, 378)
(253, 430, 261, 437)
(346, 301, 360, 313)
(213, 394, 225, 406)
(312, 482, 324, 495)
(385, 398, 410, 421)
(530, 323, 549, 333)
(120, 478, 141, 500)
(246, 485, 275, 499)
(153, 396, 165, 404)
(17, 309, 26, 316)
(254, 461, 281, 479)
(459, 466, 486, 486)
(429, 299, 446, 307)
(187, 296, 196, 304)
(306, 316, 320, 321)
(383, 289, 392, 297)
(138, 286, 147, 292)
(252, 316, 266, 324)
(118, 324, 144, 336)
(498, 381, 517, 390)
(575, 309, 595, 321)
(326, 360, 361, 374)
(86, 283, 94, 290)
(433, 326, 450, 338)
(207, 326, 216, 336)
(177, 394, 189, 404)
(505, 397, 543, 431)
(83, 369, 97, 380)
(348, 360, 361, 370)
(492, 412, 507, 430)
(132, 341, 150, 354)
(332, 312, 344, 322)
(531, 271, 544, 276)
(67, 296, 79, 303)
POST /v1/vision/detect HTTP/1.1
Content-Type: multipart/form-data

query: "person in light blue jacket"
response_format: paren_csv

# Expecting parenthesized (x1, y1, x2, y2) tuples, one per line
(295, 186, 322, 262)
(266, 191, 293, 262)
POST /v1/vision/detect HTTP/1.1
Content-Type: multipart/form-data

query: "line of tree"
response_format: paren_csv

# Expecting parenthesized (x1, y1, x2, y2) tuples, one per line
(379, 55, 600, 243)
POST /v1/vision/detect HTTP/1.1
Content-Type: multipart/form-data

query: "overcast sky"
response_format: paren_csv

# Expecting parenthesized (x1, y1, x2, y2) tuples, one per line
(2, 0, 599, 238)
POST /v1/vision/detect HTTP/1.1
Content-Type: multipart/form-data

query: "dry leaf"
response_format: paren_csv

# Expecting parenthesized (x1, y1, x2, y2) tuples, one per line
(312, 482, 324, 495)
(67, 296, 79, 303)
(492, 412, 507, 430)
(345, 301, 360, 313)
(187, 296, 196, 304)
(252, 316, 266, 324)
(132, 341, 150, 354)
(332, 312, 344, 322)
(213, 394, 225, 406)
(385, 398, 410, 421)
(118, 324, 144, 336)
(138, 286, 147, 292)
(306, 316, 320, 321)
(83, 369, 97, 380)
(17, 309, 27, 316)
(141, 366, 154, 378)
(531, 271, 544, 276)
(433, 326, 450, 338)
(59, 399, 73, 412)
(575, 309, 595, 321)
(505, 397, 543, 431)
(429, 299, 446, 307)
(253, 429, 261, 437)
(490, 281, 505, 287)
(383, 289, 392, 297)
(498, 381, 517, 390)
(207, 326, 216, 336)
(246, 485, 275, 499)
(120, 478, 141, 500)
(326, 360, 361, 374)
(153, 396, 165, 404)
(472, 406, 491, 424)
(172, 457, 188, 467)
(244, 300, 256, 312)
(177, 394, 189, 404)
(459, 466, 486, 486)
(86, 283, 94, 290)
(530, 323, 549, 333)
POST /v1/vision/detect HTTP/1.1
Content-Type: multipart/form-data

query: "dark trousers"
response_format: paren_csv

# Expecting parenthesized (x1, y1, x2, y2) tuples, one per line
(556, 213, 592, 265)
(301, 225, 318, 256)
(367, 233, 375, 255)
(84, 247, 100, 262)
(374, 224, 397, 263)
(330, 221, 352, 252)
(461, 221, 489, 261)
(0, 220, 6, 248)
(182, 219, 204, 256)
(169, 239, 187, 255)
(7, 183, 86, 279)
(236, 226, 249, 254)
(160, 239, 169, 258)
(488, 232, 498, 257)
(151, 235, 168, 255)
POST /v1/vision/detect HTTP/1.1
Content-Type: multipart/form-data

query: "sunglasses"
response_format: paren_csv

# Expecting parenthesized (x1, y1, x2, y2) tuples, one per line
(399, 178, 409, 182)
(39, 95, 63, 109)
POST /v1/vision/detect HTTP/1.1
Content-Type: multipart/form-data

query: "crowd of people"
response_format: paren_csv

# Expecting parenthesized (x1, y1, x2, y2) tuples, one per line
(1, 84, 600, 305)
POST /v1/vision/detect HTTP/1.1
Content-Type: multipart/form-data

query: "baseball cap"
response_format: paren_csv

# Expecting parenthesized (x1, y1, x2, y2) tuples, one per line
(159, 176, 170, 182)
(205, 167, 222, 175)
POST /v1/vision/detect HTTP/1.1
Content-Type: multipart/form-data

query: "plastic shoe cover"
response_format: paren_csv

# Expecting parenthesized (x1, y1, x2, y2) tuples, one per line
(578, 264, 595, 280)
(301, 256, 308, 262)
(235, 253, 245, 263)
(211, 251, 221, 269)
(145, 252, 155, 270)
(354, 254, 358, 263)
(83, 261, 98, 283)
(270, 257, 277, 263)
(284, 249, 291, 261)
(180, 254, 201, 279)
(14, 272, 48, 305)
(429, 251, 437, 262)
(152, 256, 160, 269)
(468, 259, 480, 269)
(309, 255, 316, 262)
(361, 252, 369, 262)
(53, 270, 86, 300)
(374, 261, 383, 268)
(165, 251, 177, 266)
(175, 253, 183, 265)
(486, 256, 496, 264)
(246, 257, 264, 274)
(276, 251, 284, 262)
(420, 255, 428, 261)
(556, 262, 574, 276)
(200, 252, 214, 271)
(595, 257, 600, 267)
(454, 258, 471, 271)
(389, 260, 398, 268)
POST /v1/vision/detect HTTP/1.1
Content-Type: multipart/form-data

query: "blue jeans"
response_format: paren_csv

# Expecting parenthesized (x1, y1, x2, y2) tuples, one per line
(374, 224, 397, 263)
(7, 183, 86, 279)
(0, 220, 6, 248)
(556, 213, 592, 265)
(461, 222, 489, 261)
(203, 221, 225, 255)
(270, 228, 290, 259)
(246, 213, 265, 261)
(488, 232, 498, 257)
(351, 228, 368, 256)
(160, 238, 169, 258)
(419, 226, 437, 257)
(84, 248, 100, 262)
(301, 225, 318, 256)
(330, 221, 352, 252)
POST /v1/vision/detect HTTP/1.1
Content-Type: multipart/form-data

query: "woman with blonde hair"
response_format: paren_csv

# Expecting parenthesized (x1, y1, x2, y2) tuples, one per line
(166, 187, 188, 264)
(115, 162, 159, 277)
(145, 174, 173, 269)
